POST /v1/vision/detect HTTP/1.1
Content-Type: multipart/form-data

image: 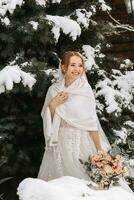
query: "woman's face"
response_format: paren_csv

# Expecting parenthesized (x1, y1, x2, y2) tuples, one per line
(62, 55, 84, 81)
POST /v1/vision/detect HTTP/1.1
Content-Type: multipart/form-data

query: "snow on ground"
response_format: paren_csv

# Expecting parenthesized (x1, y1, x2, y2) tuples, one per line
(46, 15, 81, 42)
(0, 65, 36, 93)
(17, 176, 134, 200)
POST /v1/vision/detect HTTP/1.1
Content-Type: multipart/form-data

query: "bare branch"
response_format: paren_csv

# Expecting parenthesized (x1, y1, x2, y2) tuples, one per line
(107, 11, 134, 32)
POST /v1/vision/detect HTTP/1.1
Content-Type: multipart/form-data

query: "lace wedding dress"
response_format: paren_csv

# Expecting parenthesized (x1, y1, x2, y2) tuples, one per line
(38, 119, 98, 181)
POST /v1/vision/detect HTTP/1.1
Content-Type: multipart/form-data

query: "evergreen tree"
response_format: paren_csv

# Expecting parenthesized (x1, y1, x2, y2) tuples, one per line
(0, 0, 134, 191)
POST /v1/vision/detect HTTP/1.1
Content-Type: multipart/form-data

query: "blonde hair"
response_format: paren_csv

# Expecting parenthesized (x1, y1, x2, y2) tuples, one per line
(61, 51, 85, 74)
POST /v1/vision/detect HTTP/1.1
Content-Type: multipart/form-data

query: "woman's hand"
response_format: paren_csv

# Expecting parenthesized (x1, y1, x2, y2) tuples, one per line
(49, 91, 68, 109)
(97, 149, 107, 156)
(48, 91, 68, 120)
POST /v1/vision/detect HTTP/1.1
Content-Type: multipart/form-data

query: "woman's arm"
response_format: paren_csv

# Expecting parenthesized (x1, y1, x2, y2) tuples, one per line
(89, 130, 103, 152)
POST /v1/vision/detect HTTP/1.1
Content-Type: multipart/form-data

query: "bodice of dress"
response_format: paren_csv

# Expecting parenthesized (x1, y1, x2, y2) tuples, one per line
(60, 118, 74, 128)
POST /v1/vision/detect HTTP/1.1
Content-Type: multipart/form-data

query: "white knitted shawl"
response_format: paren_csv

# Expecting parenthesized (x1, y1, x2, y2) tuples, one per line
(41, 74, 110, 151)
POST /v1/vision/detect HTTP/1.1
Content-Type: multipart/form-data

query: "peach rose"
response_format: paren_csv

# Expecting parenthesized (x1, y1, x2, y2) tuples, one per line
(93, 155, 101, 161)
(122, 166, 128, 175)
(115, 154, 121, 161)
(113, 165, 122, 175)
(102, 160, 108, 165)
(96, 162, 103, 168)
(100, 170, 106, 176)
(104, 164, 113, 174)
(113, 161, 118, 167)
(106, 155, 112, 162)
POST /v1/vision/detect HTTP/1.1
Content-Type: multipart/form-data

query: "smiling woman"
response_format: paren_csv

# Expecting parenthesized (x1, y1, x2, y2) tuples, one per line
(61, 52, 85, 86)
(61, 54, 84, 87)
(37, 51, 111, 181)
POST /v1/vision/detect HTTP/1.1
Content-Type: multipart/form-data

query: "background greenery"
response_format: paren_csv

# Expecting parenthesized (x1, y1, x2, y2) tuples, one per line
(0, 1, 134, 198)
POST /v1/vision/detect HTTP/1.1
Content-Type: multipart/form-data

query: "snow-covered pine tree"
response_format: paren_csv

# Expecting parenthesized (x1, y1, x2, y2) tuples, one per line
(0, 0, 134, 190)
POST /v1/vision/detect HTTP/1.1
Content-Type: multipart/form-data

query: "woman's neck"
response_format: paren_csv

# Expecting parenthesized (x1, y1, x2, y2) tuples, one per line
(64, 77, 76, 87)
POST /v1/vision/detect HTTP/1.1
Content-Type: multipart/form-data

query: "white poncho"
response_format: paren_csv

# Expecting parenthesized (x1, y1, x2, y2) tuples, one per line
(41, 74, 110, 151)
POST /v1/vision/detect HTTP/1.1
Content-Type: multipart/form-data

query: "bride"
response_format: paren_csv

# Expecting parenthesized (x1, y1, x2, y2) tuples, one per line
(37, 51, 134, 195)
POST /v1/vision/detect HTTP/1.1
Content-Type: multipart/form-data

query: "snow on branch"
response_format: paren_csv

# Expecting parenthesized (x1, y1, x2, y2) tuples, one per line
(35, 0, 47, 7)
(29, 21, 39, 30)
(35, 0, 61, 6)
(0, 0, 24, 16)
(113, 127, 128, 143)
(0, 65, 36, 94)
(82, 45, 98, 70)
(96, 77, 121, 114)
(96, 70, 134, 114)
(46, 15, 81, 42)
(72, 9, 93, 28)
(52, 0, 61, 3)
(98, 0, 111, 12)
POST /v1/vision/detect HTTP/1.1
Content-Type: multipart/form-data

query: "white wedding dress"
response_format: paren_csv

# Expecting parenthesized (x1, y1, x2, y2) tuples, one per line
(38, 118, 98, 181)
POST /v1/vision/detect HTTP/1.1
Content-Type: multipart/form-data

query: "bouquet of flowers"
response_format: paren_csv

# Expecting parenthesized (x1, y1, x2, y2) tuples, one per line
(79, 150, 128, 190)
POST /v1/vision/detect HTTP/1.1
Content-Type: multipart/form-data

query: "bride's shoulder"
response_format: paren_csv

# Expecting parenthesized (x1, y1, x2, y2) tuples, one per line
(47, 80, 60, 93)
(49, 80, 60, 88)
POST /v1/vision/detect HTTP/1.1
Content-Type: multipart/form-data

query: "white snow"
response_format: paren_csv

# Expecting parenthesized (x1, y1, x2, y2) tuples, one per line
(98, 0, 111, 11)
(74, 9, 92, 28)
(0, 0, 49, 16)
(35, 0, 47, 7)
(124, 121, 134, 128)
(82, 45, 97, 70)
(113, 71, 134, 105)
(21, 62, 32, 68)
(29, 21, 39, 30)
(96, 77, 121, 113)
(113, 128, 128, 143)
(52, 0, 61, 3)
(0, 65, 36, 93)
(0, 0, 24, 16)
(96, 71, 134, 114)
(17, 176, 134, 200)
(91, 5, 96, 13)
(78, 46, 133, 116)
(45, 69, 54, 76)
(46, 15, 81, 42)
(1, 17, 10, 25)
(120, 59, 133, 70)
